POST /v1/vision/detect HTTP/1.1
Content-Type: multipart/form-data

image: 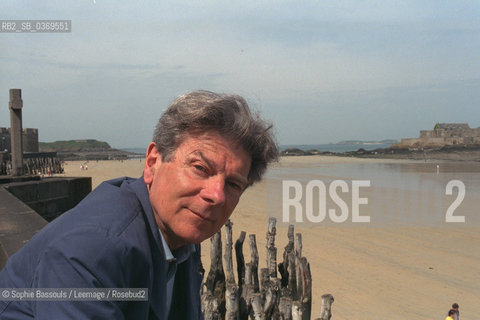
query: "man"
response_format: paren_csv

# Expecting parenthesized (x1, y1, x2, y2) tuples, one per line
(0, 91, 278, 319)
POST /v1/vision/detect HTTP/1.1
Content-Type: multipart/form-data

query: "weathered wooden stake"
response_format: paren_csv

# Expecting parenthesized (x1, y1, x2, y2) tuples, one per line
(287, 252, 297, 300)
(295, 233, 302, 258)
(279, 225, 294, 289)
(224, 221, 240, 319)
(262, 277, 281, 319)
(278, 296, 293, 320)
(235, 231, 249, 320)
(317, 294, 334, 320)
(235, 231, 246, 292)
(300, 258, 312, 320)
(239, 282, 254, 320)
(226, 283, 240, 320)
(249, 234, 260, 292)
(202, 292, 220, 320)
(260, 268, 270, 293)
(224, 220, 235, 284)
(266, 217, 277, 278)
(203, 230, 226, 318)
(295, 256, 303, 306)
(250, 293, 264, 320)
(291, 301, 303, 320)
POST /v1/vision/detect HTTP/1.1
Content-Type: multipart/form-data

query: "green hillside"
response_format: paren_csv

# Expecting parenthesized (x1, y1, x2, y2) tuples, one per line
(39, 139, 112, 152)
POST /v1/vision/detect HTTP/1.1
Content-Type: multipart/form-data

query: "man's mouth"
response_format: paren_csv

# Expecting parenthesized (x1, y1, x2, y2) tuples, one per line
(187, 208, 212, 222)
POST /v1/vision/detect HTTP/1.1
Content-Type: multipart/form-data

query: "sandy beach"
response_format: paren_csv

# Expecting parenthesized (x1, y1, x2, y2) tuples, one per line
(61, 156, 480, 319)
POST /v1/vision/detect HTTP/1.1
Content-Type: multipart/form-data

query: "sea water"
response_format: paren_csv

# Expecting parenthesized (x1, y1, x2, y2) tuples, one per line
(267, 160, 480, 227)
(281, 143, 394, 153)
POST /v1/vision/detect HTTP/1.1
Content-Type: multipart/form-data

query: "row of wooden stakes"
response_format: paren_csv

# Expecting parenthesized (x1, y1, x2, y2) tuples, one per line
(201, 217, 334, 320)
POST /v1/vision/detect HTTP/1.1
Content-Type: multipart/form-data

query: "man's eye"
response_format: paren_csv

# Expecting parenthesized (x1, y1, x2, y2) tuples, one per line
(228, 181, 242, 191)
(194, 165, 207, 173)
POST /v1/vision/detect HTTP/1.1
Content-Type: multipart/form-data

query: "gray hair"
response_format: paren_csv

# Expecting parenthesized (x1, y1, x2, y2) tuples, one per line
(153, 90, 279, 185)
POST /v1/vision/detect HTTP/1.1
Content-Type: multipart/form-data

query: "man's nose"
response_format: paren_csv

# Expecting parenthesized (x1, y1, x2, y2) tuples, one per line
(201, 176, 226, 206)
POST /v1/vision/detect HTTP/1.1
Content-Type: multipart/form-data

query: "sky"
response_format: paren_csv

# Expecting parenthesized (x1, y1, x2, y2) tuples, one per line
(1, 0, 479, 148)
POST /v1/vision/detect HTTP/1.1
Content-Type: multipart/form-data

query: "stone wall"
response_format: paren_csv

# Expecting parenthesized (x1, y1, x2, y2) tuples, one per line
(0, 128, 10, 152)
(0, 127, 39, 153)
(0, 176, 92, 269)
(5, 177, 92, 222)
(397, 123, 480, 149)
(0, 186, 47, 269)
(23, 128, 39, 153)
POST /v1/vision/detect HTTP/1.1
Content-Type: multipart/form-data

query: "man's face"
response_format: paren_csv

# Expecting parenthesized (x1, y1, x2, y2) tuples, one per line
(144, 130, 251, 249)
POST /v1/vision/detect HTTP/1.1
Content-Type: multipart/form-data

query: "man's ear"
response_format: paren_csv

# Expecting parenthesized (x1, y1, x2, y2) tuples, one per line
(144, 142, 161, 185)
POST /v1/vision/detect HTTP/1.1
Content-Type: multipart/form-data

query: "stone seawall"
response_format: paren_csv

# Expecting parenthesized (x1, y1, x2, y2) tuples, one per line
(0, 176, 91, 269)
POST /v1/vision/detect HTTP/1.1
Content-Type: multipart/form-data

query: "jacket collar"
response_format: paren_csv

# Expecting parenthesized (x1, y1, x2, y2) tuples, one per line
(123, 177, 167, 320)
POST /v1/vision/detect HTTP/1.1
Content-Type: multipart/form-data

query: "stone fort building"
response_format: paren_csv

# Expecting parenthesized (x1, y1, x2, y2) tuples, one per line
(398, 123, 480, 148)
(0, 127, 39, 153)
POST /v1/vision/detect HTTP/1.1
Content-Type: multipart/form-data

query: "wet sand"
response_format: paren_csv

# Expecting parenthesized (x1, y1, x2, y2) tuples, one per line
(62, 156, 480, 319)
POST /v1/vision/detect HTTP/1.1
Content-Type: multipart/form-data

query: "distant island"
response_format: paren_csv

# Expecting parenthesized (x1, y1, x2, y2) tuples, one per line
(282, 124, 480, 161)
(39, 139, 111, 152)
(334, 139, 398, 145)
(281, 139, 397, 155)
(39, 139, 139, 161)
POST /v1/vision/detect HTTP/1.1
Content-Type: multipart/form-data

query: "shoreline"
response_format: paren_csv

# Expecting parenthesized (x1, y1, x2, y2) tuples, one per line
(282, 143, 480, 162)
(282, 150, 480, 162)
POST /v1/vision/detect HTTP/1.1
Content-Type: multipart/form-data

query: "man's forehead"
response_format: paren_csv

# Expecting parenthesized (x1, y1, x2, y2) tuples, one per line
(179, 130, 245, 154)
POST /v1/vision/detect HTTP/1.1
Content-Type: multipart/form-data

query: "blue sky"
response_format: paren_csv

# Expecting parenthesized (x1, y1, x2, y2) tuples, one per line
(1, 1, 479, 148)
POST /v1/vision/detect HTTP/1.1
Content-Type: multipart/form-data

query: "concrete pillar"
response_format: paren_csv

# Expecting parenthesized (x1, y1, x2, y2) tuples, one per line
(9, 89, 23, 176)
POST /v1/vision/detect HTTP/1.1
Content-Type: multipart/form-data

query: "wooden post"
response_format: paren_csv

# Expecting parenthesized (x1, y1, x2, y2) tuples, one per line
(291, 301, 303, 320)
(266, 217, 277, 278)
(250, 293, 264, 320)
(239, 281, 254, 319)
(278, 296, 293, 320)
(279, 225, 295, 289)
(300, 258, 312, 320)
(260, 268, 270, 293)
(203, 230, 226, 318)
(235, 231, 249, 320)
(295, 256, 303, 307)
(249, 234, 260, 292)
(287, 252, 297, 300)
(202, 292, 220, 320)
(239, 262, 253, 319)
(224, 220, 235, 284)
(262, 277, 281, 319)
(225, 283, 239, 320)
(224, 221, 240, 319)
(318, 294, 334, 320)
(235, 231, 246, 292)
(295, 233, 302, 258)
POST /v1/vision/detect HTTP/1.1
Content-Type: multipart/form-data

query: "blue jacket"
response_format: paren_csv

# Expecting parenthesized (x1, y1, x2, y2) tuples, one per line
(0, 177, 204, 319)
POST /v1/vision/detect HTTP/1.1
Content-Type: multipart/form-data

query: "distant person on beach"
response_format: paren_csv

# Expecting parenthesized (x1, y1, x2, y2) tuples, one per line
(0, 91, 279, 319)
(448, 303, 459, 320)
(446, 309, 457, 320)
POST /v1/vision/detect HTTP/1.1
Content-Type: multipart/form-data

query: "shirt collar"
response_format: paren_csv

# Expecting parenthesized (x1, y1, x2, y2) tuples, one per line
(158, 229, 196, 263)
